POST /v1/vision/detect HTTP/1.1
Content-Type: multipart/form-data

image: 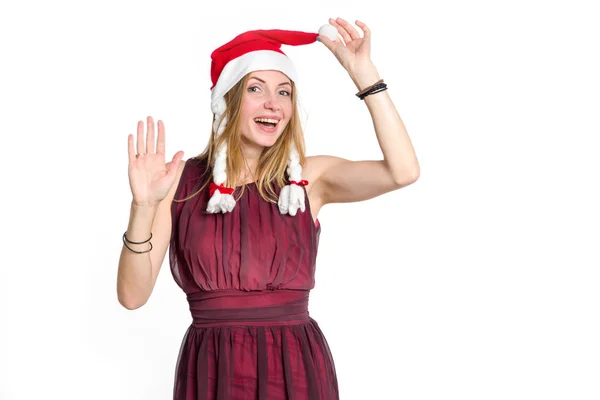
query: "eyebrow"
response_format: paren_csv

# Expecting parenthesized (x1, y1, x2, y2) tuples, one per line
(248, 77, 292, 87)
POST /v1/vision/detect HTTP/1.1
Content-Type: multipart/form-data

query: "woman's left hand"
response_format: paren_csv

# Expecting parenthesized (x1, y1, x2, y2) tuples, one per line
(319, 18, 376, 81)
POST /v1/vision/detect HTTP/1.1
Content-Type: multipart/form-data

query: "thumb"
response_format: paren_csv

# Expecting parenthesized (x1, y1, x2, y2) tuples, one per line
(318, 35, 338, 52)
(167, 151, 184, 177)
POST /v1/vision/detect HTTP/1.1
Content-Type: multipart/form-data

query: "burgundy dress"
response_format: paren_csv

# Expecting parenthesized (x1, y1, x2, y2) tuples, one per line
(169, 157, 339, 400)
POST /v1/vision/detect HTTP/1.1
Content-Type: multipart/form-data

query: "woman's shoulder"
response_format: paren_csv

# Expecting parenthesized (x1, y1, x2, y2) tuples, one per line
(303, 155, 321, 181)
(166, 157, 190, 179)
(170, 156, 208, 176)
(162, 159, 188, 203)
(304, 155, 344, 182)
(167, 156, 212, 200)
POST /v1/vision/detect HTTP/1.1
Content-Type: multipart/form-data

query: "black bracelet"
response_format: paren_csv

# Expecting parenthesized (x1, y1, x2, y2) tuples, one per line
(123, 239, 153, 254)
(123, 231, 152, 244)
(356, 79, 384, 97)
(358, 82, 388, 100)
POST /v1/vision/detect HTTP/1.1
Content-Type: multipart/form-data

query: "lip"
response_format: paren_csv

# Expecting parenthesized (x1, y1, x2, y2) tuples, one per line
(254, 120, 279, 135)
(254, 115, 281, 121)
(253, 115, 281, 135)
(255, 123, 278, 134)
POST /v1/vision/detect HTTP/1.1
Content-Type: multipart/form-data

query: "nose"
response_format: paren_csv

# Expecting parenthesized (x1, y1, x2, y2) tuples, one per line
(263, 93, 281, 111)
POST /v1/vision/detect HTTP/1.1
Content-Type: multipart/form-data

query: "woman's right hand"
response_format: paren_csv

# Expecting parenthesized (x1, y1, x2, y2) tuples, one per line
(127, 116, 184, 207)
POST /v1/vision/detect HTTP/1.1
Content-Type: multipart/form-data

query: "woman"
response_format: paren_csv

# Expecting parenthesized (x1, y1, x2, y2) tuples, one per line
(117, 17, 419, 400)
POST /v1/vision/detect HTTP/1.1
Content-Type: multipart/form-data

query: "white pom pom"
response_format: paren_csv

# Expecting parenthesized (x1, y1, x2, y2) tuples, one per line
(206, 191, 222, 213)
(278, 184, 306, 216)
(318, 24, 338, 41)
(290, 184, 306, 215)
(278, 185, 291, 214)
(207, 191, 236, 213)
(220, 193, 236, 213)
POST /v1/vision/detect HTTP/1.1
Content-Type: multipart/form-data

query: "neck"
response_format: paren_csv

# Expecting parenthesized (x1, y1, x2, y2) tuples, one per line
(239, 144, 262, 184)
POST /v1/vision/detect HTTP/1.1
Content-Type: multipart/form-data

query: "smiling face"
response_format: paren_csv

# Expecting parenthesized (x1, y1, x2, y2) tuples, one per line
(239, 70, 294, 151)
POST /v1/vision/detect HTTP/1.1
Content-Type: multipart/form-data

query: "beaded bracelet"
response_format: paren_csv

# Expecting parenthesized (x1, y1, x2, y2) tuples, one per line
(123, 231, 153, 254)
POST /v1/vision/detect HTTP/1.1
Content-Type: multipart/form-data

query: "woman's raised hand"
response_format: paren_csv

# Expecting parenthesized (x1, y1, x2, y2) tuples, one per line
(127, 116, 184, 207)
(319, 18, 373, 77)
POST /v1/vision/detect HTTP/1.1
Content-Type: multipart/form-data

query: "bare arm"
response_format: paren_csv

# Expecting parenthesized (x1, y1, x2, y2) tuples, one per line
(117, 159, 185, 309)
(116, 115, 185, 309)
(312, 19, 420, 206)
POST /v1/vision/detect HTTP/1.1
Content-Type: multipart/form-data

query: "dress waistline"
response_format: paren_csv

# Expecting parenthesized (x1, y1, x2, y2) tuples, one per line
(186, 289, 310, 328)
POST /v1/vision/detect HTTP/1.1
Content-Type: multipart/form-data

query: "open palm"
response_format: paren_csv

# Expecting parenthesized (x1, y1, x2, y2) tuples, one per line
(127, 116, 184, 207)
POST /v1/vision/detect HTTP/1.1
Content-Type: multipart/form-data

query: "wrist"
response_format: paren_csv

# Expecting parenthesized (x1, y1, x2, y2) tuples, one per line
(350, 63, 381, 90)
(131, 201, 159, 214)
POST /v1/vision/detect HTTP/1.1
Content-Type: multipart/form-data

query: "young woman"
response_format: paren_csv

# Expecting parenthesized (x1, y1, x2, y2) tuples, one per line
(117, 18, 419, 400)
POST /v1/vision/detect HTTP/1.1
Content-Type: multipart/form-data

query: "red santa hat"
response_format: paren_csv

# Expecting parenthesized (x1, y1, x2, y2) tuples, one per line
(207, 26, 337, 215)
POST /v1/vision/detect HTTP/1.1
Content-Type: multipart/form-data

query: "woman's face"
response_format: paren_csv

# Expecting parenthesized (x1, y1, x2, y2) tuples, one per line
(239, 70, 294, 150)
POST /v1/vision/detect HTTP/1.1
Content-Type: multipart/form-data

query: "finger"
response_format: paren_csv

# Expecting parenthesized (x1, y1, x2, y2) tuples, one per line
(355, 20, 371, 40)
(128, 134, 135, 162)
(336, 17, 361, 40)
(318, 34, 338, 52)
(146, 116, 155, 154)
(156, 120, 166, 154)
(329, 17, 350, 45)
(137, 120, 145, 155)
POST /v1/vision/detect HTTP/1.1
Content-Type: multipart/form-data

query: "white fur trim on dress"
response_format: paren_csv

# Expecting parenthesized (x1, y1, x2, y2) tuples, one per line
(278, 142, 305, 216)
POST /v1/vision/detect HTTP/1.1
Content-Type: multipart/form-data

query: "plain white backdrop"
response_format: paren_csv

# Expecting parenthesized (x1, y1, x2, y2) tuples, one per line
(1, 0, 599, 399)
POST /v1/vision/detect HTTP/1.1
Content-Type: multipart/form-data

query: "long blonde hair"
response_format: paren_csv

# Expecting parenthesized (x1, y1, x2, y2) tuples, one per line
(174, 72, 307, 204)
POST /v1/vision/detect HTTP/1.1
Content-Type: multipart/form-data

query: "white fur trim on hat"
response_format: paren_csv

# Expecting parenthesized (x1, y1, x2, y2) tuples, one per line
(211, 50, 298, 113)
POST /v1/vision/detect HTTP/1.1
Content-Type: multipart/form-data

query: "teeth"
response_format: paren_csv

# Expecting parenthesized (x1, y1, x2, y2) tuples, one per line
(254, 118, 278, 124)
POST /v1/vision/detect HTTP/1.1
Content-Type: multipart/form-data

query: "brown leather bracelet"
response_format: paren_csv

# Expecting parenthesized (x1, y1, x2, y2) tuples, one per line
(356, 79, 384, 98)
(358, 83, 388, 100)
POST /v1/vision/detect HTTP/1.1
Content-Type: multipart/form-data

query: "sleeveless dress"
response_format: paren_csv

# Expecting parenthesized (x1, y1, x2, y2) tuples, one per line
(169, 157, 339, 400)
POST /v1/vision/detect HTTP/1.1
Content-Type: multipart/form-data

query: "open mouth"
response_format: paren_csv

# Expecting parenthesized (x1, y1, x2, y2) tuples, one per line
(253, 117, 279, 129)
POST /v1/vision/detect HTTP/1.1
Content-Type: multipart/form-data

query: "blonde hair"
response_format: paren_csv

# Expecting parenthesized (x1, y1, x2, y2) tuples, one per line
(174, 72, 306, 204)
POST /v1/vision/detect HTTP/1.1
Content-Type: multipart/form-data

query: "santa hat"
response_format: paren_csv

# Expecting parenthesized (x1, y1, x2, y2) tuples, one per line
(206, 25, 337, 215)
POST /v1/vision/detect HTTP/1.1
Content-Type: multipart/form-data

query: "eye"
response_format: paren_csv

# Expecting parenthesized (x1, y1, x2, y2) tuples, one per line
(279, 90, 291, 96)
(248, 86, 260, 93)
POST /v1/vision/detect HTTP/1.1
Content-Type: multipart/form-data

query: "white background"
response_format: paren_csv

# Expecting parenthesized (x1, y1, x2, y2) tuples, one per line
(1, 0, 599, 399)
